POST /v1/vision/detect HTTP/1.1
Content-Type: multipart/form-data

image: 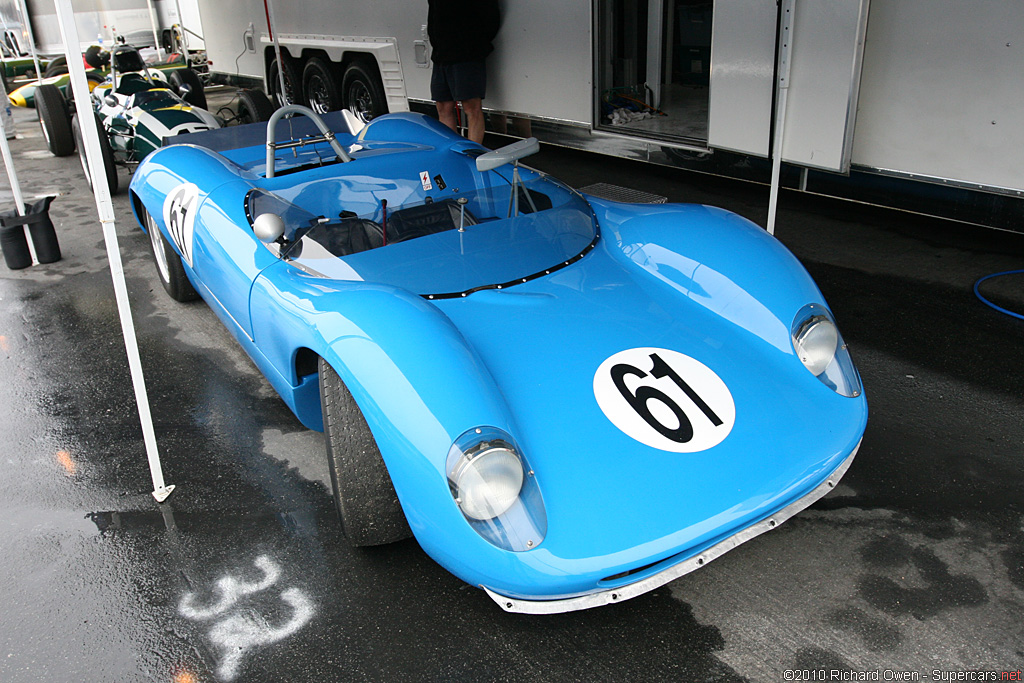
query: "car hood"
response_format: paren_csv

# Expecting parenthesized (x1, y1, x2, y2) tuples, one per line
(431, 239, 867, 568)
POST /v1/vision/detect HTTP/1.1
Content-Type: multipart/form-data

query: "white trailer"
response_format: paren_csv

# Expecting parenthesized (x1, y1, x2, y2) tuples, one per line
(22, 0, 204, 55)
(149, 0, 1024, 230)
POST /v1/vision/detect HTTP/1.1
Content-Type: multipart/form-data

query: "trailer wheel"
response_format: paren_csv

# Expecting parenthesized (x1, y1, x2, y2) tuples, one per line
(35, 84, 75, 157)
(168, 68, 207, 110)
(302, 57, 342, 115)
(72, 113, 118, 195)
(319, 357, 411, 547)
(342, 60, 388, 123)
(236, 88, 274, 123)
(268, 55, 302, 109)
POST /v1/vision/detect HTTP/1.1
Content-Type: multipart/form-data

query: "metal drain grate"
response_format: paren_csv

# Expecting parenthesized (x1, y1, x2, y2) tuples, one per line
(577, 182, 668, 204)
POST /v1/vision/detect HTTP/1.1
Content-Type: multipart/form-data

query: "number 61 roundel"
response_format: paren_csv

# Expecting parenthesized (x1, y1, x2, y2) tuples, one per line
(593, 348, 735, 453)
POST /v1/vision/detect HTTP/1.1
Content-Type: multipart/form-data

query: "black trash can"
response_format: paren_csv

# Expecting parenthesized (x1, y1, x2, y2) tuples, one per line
(0, 195, 61, 268)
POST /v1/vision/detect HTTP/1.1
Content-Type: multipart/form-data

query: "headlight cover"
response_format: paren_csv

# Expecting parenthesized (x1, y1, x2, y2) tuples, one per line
(791, 304, 862, 398)
(447, 427, 547, 552)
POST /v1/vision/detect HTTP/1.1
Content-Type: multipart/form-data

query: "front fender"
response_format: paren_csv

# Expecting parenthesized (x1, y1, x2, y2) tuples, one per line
(129, 143, 257, 230)
(589, 198, 826, 353)
(249, 265, 519, 561)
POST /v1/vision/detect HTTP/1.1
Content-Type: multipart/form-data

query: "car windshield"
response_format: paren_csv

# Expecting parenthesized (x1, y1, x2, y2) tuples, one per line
(248, 166, 598, 298)
(129, 88, 182, 107)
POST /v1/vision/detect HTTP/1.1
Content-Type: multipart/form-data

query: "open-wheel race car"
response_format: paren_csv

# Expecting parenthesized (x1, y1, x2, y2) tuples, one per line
(34, 43, 273, 194)
(128, 105, 867, 613)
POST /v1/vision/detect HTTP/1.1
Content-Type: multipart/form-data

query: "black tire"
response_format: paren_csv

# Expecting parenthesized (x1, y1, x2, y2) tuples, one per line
(43, 55, 67, 78)
(71, 113, 118, 195)
(167, 68, 207, 110)
(319, 357, 411, 546)
(236, 88, 275, 124)
(35, 84, 75, 157)
(342, 60, 388, 123)
(140, 202, 198, 302)
(302, 57, 342, 115)
(267, 55, 302, 109)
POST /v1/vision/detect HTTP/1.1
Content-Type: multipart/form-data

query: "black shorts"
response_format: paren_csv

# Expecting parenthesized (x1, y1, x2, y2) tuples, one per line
(430, 61, 487, 102)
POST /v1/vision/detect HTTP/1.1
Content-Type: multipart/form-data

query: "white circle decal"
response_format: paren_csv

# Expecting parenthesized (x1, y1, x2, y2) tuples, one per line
(162, 182, 200, 267)
(593, 348, 735, 453)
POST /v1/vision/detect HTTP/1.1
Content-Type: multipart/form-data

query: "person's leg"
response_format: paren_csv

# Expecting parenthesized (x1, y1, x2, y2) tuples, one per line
(448, 61, 488, 144)
(431, 63, 458, 133)
(436, 100, 458, 133)
(461, 97, 485, 144)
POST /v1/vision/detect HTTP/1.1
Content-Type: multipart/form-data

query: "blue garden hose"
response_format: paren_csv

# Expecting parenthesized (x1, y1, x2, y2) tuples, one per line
(974, 269, 1024, 321)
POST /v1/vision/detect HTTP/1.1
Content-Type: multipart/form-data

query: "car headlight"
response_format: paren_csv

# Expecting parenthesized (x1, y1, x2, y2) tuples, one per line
(793, 314, 838, 376)
(791, 304, 862, 398)
(450, 444, 523, 520)
(447, 427, 547, 551)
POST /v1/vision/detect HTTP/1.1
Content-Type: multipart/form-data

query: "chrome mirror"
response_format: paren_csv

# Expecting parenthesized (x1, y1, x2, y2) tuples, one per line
(253, 213, 286, 243)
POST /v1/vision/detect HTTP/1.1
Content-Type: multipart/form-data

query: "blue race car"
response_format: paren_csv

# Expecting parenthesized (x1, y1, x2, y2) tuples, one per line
(129, 106, 867, 614)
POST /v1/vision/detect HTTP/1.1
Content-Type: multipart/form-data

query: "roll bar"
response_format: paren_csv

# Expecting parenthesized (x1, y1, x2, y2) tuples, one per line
(265, 104, 351, 178)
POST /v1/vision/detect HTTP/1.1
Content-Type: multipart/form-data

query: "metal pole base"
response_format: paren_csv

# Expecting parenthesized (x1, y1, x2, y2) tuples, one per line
(152, 484, 176, 503)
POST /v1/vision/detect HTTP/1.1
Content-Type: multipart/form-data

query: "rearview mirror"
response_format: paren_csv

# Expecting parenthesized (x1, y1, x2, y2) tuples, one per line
(253, 213, 286, 243)
(104, 95, 118, 108)
(475, 137, 540, 172)
(177, 83, 192, 96)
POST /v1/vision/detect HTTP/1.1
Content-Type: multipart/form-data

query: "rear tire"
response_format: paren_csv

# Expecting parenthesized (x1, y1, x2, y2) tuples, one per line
(42, 56, 67, 78)
(342, 60, 388, 123)
(35, 84, 74, 157)
(168, 68, 207, 109)
(302, 57, 341, 114)
(72, 113, 118, 195)
(319, 357, 411, 546)
(236, 88, 274, 124)
(141, 203, 198, 302)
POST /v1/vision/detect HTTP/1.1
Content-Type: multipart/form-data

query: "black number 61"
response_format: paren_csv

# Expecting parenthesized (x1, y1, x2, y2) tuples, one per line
(610, 353, 724, 444)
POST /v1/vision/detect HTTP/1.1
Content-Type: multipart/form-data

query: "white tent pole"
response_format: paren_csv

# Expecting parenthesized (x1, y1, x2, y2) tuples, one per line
(145, 0, 162, 52)
(264, 0, 288, 103)
(172, 0, 189, 53)
(767, 0, 795, 236)
(0, 73, 38, 264)
(15, 0, 42, 82)
(0, 114, 25, 215)
(54, 0, 175, 503)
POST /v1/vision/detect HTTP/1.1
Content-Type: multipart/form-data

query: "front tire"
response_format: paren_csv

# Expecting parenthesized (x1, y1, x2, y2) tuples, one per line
(319, 357, 410, 546)
(72, 113, 118, 195)
(168, 68, 207, 109)
(35, 84, 74, 157)
(142, 204, 198, 302)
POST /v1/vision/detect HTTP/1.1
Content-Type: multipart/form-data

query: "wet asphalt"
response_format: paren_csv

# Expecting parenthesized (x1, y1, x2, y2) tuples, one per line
(0, 89, 1022, 682)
